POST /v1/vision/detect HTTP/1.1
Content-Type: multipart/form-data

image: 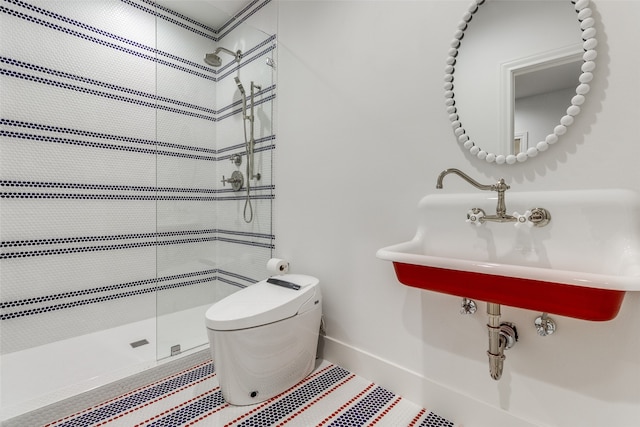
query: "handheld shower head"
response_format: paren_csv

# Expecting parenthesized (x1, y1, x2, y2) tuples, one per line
(234, 77, 246, 96)
(203, 47, 241, 67)
(235, 77, 247, 120)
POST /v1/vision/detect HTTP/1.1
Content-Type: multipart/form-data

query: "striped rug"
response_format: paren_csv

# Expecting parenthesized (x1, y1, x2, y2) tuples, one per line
(43, 359, 457, 427)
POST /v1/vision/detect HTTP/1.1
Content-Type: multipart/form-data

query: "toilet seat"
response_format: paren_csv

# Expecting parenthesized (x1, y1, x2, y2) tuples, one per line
(205, 274, 320, 331)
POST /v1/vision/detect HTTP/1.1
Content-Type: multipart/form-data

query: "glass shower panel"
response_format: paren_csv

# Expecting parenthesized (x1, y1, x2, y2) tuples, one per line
(154, 3, 276, 360)
(214, 23, 277, 305)
(1, 0, 160, 416)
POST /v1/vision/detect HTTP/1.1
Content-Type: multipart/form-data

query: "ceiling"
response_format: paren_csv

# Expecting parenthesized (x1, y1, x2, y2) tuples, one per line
(515, 59, 583, 99)
(155, 0, 254, 29)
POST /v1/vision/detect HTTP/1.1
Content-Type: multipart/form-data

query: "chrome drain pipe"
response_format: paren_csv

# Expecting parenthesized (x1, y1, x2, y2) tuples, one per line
(487, 303, 505, 380)
(486, 303, 518, 380)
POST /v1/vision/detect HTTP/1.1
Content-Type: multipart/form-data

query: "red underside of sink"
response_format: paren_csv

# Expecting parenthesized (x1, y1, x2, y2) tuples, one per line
(393, 262, 625, 321)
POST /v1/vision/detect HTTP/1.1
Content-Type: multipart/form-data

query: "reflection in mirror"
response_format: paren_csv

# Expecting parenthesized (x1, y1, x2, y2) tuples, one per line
(445, 0, 597, 165)
(513, 57, 583, 155)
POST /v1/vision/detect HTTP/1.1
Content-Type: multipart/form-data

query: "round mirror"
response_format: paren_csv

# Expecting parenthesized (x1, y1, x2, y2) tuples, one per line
(445, 0, 597, 164)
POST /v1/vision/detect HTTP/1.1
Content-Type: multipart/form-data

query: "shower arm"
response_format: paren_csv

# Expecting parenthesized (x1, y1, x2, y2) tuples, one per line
(216, 47, 242, 63)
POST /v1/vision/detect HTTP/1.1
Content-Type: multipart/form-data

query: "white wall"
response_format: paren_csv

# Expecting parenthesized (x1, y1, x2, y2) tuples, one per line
(274, 1, 640, 426)
(515, 87, 575, 149)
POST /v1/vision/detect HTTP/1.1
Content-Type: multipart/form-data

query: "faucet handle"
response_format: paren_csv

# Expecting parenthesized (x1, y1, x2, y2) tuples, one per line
(466, 208, 485, 226)
(513, 208, 552, 228)
(513, 211, 534, 229)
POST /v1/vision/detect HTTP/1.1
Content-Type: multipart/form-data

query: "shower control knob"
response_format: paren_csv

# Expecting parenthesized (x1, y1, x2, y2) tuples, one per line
(221, 170, 244, 191)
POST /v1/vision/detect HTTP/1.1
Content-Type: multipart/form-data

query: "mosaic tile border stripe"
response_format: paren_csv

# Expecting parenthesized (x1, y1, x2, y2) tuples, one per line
(2, 0, 275, 79)
(0, 5, 212, 81)
(1, 56, 216, 114)
(0, 119, 217, 153)
(217, 0, 272, 39)
(1, 220, 277, 320)
(0, 57, 276, 122)
(1, 276, 217, 320)
(133, 0, 273, 43)
(1, 263, 277, 320)
(128, 0, 219, 40)
(1, 269, 217, 309)
(0, 229, 273, 259)
(34, 358, 456, 427)
(0, 186, 275, 202)
(0, 118, 277, 159)
(6, 0, 217, 66)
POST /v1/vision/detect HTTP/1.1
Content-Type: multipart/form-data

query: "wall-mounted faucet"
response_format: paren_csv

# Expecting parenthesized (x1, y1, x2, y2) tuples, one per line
(436, 168, 551, 227)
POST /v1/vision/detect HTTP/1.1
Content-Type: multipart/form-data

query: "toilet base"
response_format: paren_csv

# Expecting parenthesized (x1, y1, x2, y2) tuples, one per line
(207, 305, 321, 406)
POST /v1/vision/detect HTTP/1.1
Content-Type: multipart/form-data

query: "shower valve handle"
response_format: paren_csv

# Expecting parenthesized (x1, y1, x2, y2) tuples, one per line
(221, 175, 239, 185)
(221, 171, 244, 192)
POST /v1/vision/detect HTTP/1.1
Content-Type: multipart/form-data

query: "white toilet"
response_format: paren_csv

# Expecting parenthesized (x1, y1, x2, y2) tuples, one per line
(205, 274, 322, 405)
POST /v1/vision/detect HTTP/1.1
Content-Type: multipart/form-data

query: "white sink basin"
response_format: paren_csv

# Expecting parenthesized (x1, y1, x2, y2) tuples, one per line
(377, 189, 640, 321)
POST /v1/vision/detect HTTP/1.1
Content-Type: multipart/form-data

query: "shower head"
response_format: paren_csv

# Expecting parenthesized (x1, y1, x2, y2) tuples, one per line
(203, 47, 242, 67)
(234, 77, 246, 96)
(204, 53, 222, 67)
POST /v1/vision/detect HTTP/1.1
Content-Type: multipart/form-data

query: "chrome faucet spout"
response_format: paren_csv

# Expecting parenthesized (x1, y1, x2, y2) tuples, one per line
(436, 168, 514, 221)
(436, 168, 493, 191)
(435, 168, 551, 228)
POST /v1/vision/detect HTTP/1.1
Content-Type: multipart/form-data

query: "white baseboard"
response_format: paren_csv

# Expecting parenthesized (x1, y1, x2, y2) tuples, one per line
(320, 336, 541, 427)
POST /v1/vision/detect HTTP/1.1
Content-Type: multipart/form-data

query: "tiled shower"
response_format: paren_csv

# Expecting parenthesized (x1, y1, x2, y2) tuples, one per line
(0, 0, 276, 418)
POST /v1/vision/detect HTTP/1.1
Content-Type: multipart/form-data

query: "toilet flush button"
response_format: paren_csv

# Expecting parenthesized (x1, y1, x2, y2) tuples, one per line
(267, 277, 301, 290)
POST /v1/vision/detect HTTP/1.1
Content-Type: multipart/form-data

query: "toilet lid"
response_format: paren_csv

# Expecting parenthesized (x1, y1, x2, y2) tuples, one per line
(205, 274, 319, 331)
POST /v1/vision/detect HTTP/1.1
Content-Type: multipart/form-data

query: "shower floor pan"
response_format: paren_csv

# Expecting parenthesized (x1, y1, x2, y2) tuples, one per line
(0, 304, 210, 420)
